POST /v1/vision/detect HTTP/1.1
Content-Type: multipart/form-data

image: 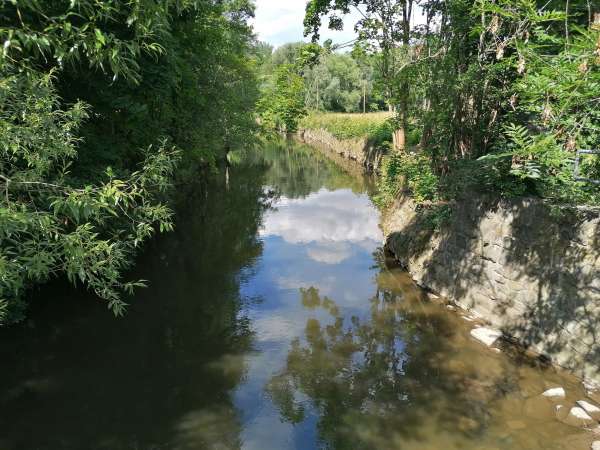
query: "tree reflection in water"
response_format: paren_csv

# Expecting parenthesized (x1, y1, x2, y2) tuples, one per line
(266, 263, 583, 450)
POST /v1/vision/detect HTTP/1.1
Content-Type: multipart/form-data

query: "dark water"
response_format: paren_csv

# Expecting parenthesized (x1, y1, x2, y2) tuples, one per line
(0, 141, 593, 450)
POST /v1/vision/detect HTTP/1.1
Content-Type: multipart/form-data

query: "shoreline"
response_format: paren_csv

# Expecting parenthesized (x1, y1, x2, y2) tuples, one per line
(296, 128, 600, 392)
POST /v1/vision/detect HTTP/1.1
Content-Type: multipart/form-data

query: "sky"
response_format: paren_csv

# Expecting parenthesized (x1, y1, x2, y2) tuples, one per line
(250, 0, 427, 48)
(250, 0, 361, 48)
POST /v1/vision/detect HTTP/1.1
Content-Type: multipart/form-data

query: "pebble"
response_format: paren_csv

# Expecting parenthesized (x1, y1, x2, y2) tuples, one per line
(556, 405, 595, 428)
(542, 387, 566, 400)
(470, 327, 502, 346)
(592, 442, 600, 450)
(577, 400, 600, 421)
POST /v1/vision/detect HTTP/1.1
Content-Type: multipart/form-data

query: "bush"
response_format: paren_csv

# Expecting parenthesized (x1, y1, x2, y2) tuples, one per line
(375, 153, 439, 207)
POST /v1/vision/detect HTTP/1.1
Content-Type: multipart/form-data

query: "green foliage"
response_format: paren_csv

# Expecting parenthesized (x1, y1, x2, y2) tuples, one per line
(257, 40, 388, 131)
(420, 204, 454, 231)
(258, 64, 307, 133)
(0, 72, 180, 323)
(462, 5, 600, 204)
(375, 152, 439, 207)
(305, 0, 600, 206)
(299, 112, 393, 147)
(0, 0, 259, 324)
(304, 52, 382, 112)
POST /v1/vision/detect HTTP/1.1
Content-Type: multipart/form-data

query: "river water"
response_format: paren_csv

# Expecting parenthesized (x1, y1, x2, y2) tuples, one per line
(0, 141, 594, 450)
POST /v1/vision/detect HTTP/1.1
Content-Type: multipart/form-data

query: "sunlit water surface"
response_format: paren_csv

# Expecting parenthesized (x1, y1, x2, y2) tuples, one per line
(0, 142, 593, 450)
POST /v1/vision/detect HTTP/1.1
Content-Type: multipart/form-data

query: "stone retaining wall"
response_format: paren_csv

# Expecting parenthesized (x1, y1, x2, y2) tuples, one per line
(296, 128, 387, 172)
(298, 128, 600, 385)
(382, 194, 600, 384)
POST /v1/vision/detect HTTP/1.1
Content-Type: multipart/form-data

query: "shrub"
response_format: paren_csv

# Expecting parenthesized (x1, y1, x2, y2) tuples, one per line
(375, 153, 439, 207)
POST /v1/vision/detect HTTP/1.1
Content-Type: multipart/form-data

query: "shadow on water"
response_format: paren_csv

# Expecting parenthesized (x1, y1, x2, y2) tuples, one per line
(266, 260, 592, 450)
(0, 157, 273, 450)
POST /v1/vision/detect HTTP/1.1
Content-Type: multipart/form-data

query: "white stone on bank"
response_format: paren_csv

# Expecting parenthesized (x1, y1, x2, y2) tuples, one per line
(556, 405, 595, 428)
(576, 400, 600, 421)
(591, 441, 600, 450)
(585, 380, 600, 405)
(585, 380, 600, 393)
(543, 387, 566, 400)
(470, 327, 502, 347)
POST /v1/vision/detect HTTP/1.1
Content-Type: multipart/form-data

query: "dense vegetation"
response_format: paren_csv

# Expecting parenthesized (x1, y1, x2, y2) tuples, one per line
(2, 0, 599, 324)
(0, 0, 260, 324)
(257, 41, 392, 132)
(260, 0, 600, 208)
(327, 1, 598, 206)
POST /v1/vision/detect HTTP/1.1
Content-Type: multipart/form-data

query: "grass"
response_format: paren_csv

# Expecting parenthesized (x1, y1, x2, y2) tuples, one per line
(299, 112, 393, 147)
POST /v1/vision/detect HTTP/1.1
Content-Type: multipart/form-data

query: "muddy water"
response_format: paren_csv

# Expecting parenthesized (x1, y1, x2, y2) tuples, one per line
(0, 141, 595, 450)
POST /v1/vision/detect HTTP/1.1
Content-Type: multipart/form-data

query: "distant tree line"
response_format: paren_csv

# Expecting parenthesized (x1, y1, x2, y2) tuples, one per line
(256, 40, 395, 132)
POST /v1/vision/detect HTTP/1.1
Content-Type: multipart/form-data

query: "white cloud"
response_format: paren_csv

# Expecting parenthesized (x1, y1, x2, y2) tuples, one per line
(260, 188, 382, 247)
(251, 0, 360, 47)
(274, 274, 337, 294)
(253, 314, 306, 342)
(251, 0, 427, 48)
(306, 241, 353, 264)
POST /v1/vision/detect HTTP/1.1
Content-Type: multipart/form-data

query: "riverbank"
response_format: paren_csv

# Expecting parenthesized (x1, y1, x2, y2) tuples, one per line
(298, 124, 600, 392)
(382, 193, 600, 388)
(297, 112, 392, 172)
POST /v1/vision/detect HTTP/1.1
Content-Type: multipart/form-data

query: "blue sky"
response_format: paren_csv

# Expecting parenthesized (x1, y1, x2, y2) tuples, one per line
(251, 0, 427, 48)
(250, 0, 361, 48)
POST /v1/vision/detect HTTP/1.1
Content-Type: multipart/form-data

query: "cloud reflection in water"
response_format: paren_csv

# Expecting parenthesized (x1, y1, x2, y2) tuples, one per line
(260, 188, 382, 265)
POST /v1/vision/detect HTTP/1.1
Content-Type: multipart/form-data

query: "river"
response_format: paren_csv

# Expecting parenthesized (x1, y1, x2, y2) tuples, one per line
(0, 140, 594, 449)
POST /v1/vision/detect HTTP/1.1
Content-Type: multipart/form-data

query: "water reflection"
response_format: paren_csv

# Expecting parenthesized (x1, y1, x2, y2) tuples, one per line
(0, 139, 593, 450)
(0, 157, 272, 450)
(241, 140, 592, 450)
(260, 189, 381, 266)
(266, 275, 481, 450)
(264, 269, 591, 450)
(233, 141, 384, 450)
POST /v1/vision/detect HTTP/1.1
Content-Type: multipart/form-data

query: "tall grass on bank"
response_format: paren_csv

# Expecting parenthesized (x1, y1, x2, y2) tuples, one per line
(300, 112, 393, 147)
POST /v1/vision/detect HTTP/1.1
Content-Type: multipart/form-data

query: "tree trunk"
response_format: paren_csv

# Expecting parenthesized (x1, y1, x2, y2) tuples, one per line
(393, 126, 406, 152)
(392, 0, 413, 153)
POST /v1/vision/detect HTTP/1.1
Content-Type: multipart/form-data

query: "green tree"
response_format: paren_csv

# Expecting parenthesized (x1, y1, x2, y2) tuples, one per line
(258, 64, 307, 133)
(305, 0, 417, 151)
(304, 0, 600, 205)
(305, 52, 371, 112)
(0, 0, 260, 324)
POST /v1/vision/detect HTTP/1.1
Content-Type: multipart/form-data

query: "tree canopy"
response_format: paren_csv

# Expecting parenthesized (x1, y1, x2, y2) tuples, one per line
(300, 0, 600, 205)
(0, 0, 260, 324)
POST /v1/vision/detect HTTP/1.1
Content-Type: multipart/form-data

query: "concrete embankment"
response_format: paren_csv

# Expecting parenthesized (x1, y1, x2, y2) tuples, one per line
(296, 128, 387, 172)
(300, 127, 600, 388)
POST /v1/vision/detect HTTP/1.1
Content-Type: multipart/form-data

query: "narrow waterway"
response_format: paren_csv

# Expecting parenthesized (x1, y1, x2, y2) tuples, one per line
(0, 141, 593, 450)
